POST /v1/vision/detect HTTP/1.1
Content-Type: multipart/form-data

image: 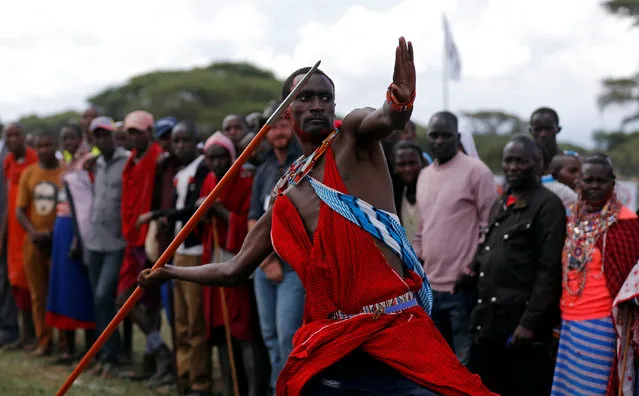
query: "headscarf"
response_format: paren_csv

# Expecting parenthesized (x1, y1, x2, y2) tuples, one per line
(204, 131, 237, 162)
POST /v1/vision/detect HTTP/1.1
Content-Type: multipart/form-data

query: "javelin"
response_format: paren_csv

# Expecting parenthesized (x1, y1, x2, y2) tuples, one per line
(56, 60, 322, 396)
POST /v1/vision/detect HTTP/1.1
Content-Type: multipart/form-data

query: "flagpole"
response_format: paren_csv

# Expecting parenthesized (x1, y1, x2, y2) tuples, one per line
(442, 14, 449, 110)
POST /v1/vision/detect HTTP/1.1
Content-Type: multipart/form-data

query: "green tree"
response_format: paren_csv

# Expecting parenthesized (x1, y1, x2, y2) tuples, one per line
(88, 62, 282, 136)
(603, 0, 639, 25)
(598, 75, 639, 126)
(592, 129, 633, 150)
(462, 110, 527, 135)
(472, 134, 512, 171)
(598, 1, 639, 127)
(18, 110, 81, 135)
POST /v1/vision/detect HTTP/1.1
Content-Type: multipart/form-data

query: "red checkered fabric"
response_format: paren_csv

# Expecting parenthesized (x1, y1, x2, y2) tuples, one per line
(598, 217, 639, 396)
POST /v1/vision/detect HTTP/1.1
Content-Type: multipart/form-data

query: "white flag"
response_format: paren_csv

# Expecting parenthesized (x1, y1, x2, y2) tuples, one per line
(443, 15, 461, 81)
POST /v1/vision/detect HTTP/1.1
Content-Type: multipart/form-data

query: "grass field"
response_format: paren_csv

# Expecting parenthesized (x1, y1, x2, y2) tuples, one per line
(0, 319, 224, 396)
(0, 348, 161, 396)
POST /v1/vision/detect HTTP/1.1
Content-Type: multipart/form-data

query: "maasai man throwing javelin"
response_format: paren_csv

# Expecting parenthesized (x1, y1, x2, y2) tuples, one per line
(139, 37, 494, 396)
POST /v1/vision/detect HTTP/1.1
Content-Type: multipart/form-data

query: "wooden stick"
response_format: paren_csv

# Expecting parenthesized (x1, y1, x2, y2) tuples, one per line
(56, 60, 321, 396)
(619, 309, 633, 396)
(167, 280, 185, 395)
(213, 219, 240, 396)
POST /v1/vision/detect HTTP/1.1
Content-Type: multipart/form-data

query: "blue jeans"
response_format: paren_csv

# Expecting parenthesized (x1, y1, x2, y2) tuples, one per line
(431, 290, 473, 365)
(87, 249, 124, 363)
(254, 260, 305, 390)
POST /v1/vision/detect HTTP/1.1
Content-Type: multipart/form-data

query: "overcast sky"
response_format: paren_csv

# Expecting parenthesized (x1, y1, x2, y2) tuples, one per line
(1, 0, 637, 146)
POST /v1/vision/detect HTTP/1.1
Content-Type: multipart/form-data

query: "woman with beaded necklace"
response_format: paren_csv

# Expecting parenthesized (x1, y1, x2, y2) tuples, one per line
(551, 154, 639, 396)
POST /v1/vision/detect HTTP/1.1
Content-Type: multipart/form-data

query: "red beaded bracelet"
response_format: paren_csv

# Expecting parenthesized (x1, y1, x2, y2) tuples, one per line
(386, 85, 416, 112)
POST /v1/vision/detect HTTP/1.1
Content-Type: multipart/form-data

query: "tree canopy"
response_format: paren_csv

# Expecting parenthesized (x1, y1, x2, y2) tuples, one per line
(462, 110, 528, 135)
(603, 0, 639, 25)
(19, 110, 81, 133)
(597, 1, 639, 130)
(13, 59, 639, 178)
(86, 62, 281, 136)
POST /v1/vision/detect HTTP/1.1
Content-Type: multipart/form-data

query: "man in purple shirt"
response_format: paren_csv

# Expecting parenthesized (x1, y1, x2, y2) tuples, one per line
(413, 111, 496, 365)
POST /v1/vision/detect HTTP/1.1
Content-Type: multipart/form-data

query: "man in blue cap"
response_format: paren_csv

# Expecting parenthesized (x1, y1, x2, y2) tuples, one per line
(155, 117, 177, 154)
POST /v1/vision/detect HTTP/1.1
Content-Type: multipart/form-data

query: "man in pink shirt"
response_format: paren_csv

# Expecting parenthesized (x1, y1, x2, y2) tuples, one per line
(413, 111, 496, 365)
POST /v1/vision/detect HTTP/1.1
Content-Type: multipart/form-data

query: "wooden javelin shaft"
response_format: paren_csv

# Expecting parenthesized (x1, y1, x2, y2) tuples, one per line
(56, 60, 321, 396)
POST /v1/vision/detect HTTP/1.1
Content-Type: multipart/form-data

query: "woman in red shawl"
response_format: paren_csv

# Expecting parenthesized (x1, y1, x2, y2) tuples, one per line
(551, 154, 639, 396)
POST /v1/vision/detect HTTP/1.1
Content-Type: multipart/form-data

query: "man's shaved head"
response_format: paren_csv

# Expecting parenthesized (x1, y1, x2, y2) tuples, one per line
(429, 111, 458, 132)
(3, 123, 26, 155)
(282, 67, 335, 101)
(83, 105, 102, 117)
(222, 114, 248, 146)
(172, 120, 197, 139)
(427, 111, 459, 163)
(502, 135, 540, 189)
(2, 122, 23, 135)
(81, 105, 103, 141)
(222, 114, 246, 127)
(549, 154, 581, 190)
(172, 120, 198, 164)
(508, 134, 541, 160)
(549, 155, 569, 176)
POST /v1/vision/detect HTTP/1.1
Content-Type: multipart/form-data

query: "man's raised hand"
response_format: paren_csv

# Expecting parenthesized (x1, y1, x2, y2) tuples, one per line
(390, 37, 416, 103)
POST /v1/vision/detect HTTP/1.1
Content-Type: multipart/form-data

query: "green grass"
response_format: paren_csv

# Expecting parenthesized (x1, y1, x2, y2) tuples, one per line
(0, 348, 159, 396)
(0, 317, 225, 395)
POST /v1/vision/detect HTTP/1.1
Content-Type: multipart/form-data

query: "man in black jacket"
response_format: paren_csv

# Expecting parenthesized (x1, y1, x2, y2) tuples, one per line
(458, 135, 566, 396)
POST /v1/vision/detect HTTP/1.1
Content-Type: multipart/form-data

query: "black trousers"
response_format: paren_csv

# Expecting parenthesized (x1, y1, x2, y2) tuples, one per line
(0, 247, 19, 339)
(468, 339, 554, 396)
(302, 349, 442, 396)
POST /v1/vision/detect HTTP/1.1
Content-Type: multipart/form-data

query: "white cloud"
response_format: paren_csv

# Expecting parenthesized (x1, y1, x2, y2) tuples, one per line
(0, 0, 637, 147)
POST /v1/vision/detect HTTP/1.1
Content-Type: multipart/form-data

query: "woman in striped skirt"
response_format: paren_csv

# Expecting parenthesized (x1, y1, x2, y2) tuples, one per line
(551, 154, 639, 396)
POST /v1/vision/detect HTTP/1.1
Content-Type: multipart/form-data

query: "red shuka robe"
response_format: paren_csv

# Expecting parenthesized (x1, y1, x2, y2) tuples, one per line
(270, 147, 494, 396)
(4, 148, 38, 296)
(118, 143, 163, 293)
(598, 215, 639, 396)
(201, 169, 256, 344)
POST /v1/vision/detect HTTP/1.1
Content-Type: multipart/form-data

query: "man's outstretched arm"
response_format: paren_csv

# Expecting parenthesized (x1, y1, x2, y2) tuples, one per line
(343, 37, 416, 142)
(139, 208, 274, 288)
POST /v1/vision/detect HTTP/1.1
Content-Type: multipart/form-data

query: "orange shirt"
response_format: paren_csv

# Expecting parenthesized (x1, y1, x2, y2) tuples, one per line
(3, 148, 38, 289)
(17, 163, 64, 232)
(561, 206, 637, 321)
